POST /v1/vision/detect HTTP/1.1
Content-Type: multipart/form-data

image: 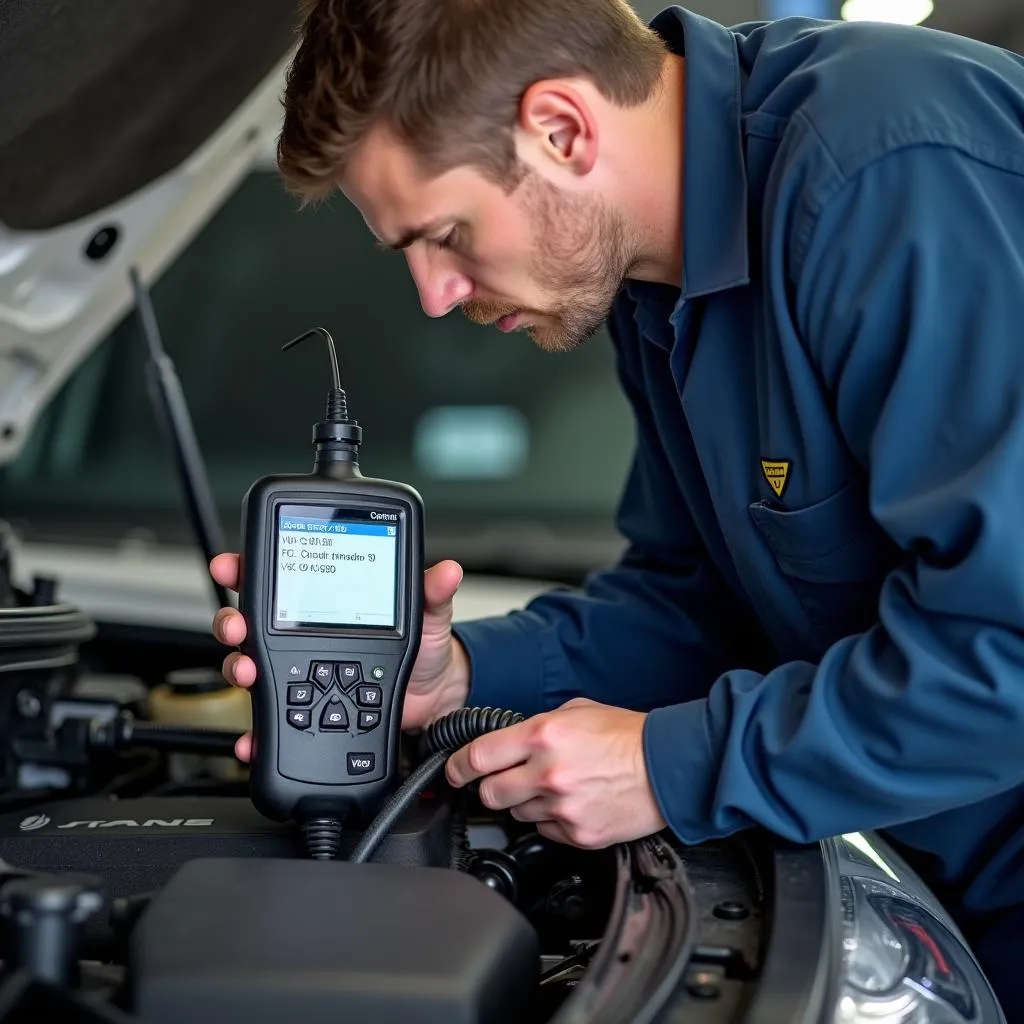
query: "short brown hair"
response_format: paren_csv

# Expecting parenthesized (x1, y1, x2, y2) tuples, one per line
(276, 0, 667, 202)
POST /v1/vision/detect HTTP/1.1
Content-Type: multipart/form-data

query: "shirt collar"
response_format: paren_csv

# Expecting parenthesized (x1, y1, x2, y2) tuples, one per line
(625, 6, 750, 308)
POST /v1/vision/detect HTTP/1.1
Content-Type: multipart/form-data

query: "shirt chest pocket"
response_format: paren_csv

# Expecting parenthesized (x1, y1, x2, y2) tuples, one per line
(748, 477, 903, 651)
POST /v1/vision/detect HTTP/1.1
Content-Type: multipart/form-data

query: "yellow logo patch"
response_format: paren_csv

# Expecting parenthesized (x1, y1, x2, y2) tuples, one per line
(760, 459, 791, 499)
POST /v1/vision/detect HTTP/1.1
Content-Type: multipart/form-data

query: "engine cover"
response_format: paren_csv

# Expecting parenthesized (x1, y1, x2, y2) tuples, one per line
(129, 858, 539, 1024)
(0, 796, 454, 896)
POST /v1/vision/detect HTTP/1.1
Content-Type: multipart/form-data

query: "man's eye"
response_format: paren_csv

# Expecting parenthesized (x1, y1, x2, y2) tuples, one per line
(433, 230, 458, 250)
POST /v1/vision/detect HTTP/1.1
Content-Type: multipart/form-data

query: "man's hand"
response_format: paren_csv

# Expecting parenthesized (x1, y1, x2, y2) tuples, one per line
(445, 698, 667, 849)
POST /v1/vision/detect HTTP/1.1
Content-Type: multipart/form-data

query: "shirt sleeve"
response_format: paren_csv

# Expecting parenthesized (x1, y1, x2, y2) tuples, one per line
(451, 297, 771, 719)
(643, 144, 1024, 845)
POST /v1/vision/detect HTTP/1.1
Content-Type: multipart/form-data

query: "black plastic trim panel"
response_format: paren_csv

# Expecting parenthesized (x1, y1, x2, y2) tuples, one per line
(550, 836, 696, 1024)
(741, 836, 837, 1024)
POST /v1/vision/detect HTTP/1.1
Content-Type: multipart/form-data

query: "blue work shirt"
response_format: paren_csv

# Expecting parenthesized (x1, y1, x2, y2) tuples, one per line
(453, 5, 1024, 1004)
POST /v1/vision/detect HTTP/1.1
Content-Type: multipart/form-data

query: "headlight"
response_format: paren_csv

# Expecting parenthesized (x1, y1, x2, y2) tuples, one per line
(826, 834, 1005, 1023)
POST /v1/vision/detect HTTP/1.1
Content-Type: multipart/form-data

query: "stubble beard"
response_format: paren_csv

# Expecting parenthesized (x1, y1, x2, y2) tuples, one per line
(462, 173, 637, 354)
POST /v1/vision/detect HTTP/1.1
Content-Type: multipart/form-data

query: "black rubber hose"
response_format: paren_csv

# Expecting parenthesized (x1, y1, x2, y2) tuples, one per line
(347, 752, 448, 864)
(90, 716, 240, 756)
(449, 802, 472, 872)
(123, 721, 240, 755)
(348, 707, 524, 864)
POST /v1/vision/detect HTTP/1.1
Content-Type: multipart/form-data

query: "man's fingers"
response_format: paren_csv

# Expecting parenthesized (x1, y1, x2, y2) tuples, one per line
(213, 608, 247, 646)
(222, 651, 257, 688)
(235, 732, 252, 763)
(210, 553, 240, 592)
(477, 766, 542, 812)
(507, 796, 552, 822)
(423, 560, 463, 613)
(210, 554, 254, 768)
(536, 820, 575, 846)
(446, 724, 532, 787)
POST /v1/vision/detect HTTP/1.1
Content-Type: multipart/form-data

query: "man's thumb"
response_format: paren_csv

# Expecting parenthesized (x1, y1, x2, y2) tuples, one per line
(423, 560, 463, 611)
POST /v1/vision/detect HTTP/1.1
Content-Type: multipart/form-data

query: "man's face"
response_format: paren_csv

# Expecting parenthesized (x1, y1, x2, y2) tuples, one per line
(340, 125, 636, 352)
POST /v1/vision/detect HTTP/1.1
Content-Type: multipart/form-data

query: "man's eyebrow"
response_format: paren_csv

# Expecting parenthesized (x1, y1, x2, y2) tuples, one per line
(374, 218, 449, 251)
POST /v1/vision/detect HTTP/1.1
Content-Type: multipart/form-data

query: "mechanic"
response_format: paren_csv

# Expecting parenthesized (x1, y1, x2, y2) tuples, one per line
(210, 0, 1024, 1011)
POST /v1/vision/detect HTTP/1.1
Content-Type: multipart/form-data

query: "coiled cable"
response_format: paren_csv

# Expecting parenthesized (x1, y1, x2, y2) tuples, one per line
(424, 706, 524, 752)
(348, 706, 524, 864)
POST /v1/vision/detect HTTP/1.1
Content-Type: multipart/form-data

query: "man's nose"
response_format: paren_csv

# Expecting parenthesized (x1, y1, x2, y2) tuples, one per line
(405, 248, 472, 318)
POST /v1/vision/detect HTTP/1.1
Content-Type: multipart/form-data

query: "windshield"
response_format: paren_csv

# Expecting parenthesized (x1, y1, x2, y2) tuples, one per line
(0, 171, 635, 578)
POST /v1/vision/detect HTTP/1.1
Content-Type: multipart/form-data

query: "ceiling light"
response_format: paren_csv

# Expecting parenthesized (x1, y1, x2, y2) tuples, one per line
(840, 0, 934, 25)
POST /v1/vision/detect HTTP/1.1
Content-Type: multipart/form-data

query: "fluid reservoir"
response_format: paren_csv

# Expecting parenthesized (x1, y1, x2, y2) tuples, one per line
(148, 668, 250, 781)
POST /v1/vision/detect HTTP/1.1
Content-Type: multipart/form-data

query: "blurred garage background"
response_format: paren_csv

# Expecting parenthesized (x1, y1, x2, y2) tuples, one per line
(636, 0, 1024, 50)
(0, 0, 1021, 629)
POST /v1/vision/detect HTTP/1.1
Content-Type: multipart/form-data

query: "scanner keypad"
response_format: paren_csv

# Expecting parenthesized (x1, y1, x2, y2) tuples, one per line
(281, 659, 386, 734)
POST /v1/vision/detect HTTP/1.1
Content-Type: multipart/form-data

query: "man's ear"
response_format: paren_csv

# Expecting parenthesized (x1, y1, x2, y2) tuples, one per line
(516, 80, 598, 176)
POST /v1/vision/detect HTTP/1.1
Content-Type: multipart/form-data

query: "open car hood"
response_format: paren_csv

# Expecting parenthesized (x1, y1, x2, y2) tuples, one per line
(0, 0, 299, 465)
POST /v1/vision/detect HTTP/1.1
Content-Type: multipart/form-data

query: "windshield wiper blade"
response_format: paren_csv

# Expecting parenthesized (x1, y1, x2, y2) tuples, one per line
(128, 267, 230, 612)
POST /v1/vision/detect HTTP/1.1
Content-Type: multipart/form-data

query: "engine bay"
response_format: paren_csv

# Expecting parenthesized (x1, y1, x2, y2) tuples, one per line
(0, 529, 643, 1023)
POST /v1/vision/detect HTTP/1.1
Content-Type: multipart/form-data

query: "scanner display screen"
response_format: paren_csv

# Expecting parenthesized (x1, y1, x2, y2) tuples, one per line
(273, 504, 400, 630)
